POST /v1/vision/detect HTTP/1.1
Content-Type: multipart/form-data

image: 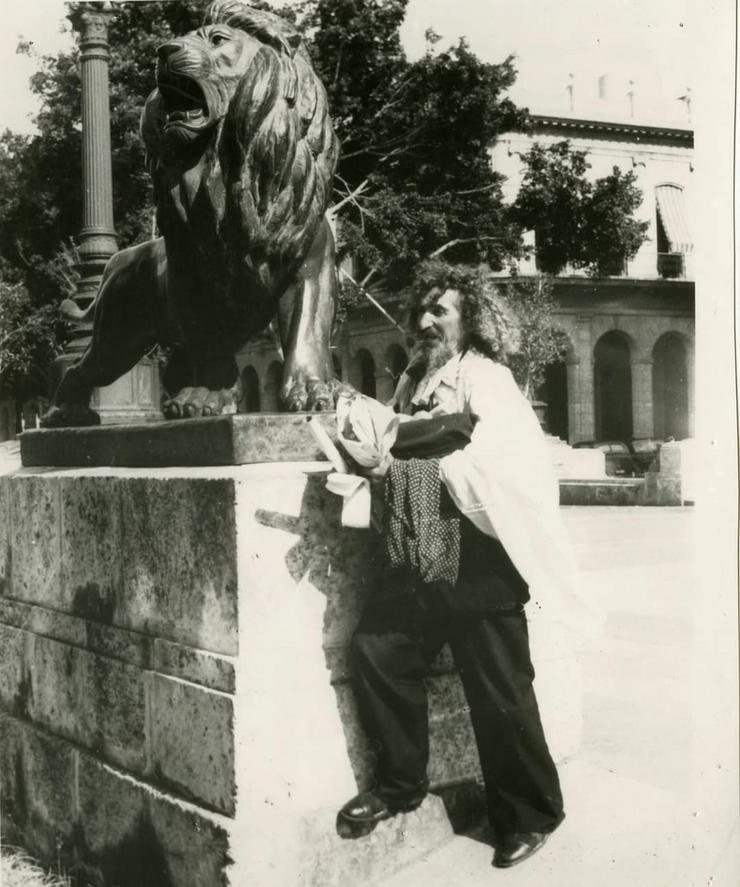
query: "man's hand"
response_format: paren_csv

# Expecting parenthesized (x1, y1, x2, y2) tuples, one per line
(362, 453, 395, 479)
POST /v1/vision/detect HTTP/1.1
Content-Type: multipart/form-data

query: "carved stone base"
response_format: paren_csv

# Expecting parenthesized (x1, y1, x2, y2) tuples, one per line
(92, 357, 163, 425)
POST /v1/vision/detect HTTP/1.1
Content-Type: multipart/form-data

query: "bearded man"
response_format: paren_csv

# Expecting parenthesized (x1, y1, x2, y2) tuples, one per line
(336, 264, 587, 870)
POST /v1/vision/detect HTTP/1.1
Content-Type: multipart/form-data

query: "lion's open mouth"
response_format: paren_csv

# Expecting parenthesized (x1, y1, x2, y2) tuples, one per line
(157, 71, 210, 133)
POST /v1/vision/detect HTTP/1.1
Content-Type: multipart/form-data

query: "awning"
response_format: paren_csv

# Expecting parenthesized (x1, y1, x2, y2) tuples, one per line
(655, 184, 692, 254)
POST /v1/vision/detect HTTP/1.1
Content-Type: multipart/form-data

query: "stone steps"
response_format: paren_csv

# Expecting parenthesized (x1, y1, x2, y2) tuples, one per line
(295, 792, 471, 887)
(559, 478, 644, 506)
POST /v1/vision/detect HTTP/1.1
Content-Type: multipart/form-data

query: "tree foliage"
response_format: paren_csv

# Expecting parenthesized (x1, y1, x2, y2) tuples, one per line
(301, 0, 529, 290)
(503, 275, 569, 398)
(0, 271, 61, 401)
(0, 0, 651, 406)
(0, 2, 207, 400)
(510, 141, 649, 276)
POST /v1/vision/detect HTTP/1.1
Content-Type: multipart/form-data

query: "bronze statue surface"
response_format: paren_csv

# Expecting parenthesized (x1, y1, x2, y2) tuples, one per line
(43, 0, 340, 427)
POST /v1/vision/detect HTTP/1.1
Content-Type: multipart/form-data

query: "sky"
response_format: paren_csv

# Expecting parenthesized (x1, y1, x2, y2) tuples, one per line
(0, 0, 703, 135)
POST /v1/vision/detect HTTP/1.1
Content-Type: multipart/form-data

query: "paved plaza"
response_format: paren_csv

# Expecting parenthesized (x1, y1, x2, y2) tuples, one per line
(379, 506, 739, 887)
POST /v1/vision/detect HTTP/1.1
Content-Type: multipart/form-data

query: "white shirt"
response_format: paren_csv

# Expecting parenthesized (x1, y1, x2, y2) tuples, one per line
(395, 350, 598, 636)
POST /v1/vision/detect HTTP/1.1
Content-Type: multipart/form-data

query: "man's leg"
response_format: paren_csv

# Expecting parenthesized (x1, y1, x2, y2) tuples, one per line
(449, 608, 564, 847)
(338, 594, 446, 836)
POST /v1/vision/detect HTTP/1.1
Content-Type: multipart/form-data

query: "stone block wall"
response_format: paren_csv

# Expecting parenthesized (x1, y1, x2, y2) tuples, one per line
(0, 463, 581, 886)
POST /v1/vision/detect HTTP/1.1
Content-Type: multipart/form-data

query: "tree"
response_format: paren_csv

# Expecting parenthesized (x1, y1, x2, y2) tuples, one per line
(0, 1, 539, 401)
(0, 2, 208, 401)
(0, 272, 61, 404)
(298, 0, 529, 293)
(583, 167, 650, 276)
(5, 1, 205, 276)
(2, 0, 530, 297)
(510, 140, 649, 277)
(503, 275, 569, 400)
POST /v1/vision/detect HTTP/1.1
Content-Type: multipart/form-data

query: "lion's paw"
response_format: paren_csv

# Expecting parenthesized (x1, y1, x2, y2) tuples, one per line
(162, 385, 239, 420)
(40, 404, 102, 429)
(282, 376, 351, 412)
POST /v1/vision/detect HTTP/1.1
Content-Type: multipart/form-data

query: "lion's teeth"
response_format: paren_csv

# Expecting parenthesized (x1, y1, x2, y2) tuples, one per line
(166, 109, 205, 125)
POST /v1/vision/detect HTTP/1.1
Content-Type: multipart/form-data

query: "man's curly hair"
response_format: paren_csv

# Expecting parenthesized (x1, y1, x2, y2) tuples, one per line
(406, 261, 520, 365)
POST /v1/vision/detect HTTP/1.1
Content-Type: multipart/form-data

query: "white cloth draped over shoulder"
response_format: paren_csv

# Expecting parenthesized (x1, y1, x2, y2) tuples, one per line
(392, 350, 600, 638)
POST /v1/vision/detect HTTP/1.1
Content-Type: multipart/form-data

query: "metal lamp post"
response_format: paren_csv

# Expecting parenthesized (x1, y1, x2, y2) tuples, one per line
(55, 1, 160, 423)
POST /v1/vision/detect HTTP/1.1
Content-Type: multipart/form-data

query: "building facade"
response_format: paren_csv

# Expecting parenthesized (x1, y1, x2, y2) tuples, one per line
(493, 115, 694, 444)
(238, 113, 694, 446)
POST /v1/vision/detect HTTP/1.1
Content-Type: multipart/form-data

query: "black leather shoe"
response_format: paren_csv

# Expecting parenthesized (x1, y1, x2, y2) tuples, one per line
(491, 831, 549, 868)
(336, 791, 424, 839)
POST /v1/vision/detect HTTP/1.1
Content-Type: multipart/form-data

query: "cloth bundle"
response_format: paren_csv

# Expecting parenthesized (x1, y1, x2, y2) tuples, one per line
(383, 457, 461, 586)
(391, 413, 474, 460)
(319, 392, 474, 532)
(335, 393, 400, 469)
(324, 394, 401, 527)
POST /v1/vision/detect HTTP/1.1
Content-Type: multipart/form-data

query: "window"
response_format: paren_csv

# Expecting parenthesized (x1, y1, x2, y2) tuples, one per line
(655, 184, 691, 278)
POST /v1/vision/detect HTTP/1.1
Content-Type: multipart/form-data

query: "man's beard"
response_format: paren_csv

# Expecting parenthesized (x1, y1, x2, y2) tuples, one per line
(408, 335, 457, 379)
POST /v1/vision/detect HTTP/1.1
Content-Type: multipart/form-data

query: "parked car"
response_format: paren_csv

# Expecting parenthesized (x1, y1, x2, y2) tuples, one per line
(572, 440, 642, 477)
(629, 437, 664, 475)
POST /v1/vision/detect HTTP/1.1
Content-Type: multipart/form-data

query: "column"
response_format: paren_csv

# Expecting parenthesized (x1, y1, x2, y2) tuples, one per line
(54, 2, 160, 423)
(374, 363, 394, 403)
(686, 346, 695, 437)
(567, 316, 595, 443)
(631, 357, 654, 438)
(566, 360, 580, 442)
(65, 3, 119, 356)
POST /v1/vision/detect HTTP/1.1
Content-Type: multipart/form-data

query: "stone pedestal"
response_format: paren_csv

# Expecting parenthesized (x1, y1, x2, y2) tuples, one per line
(2, 419, 583, 885)
(19, 413, 338, 468)
(640, 441, 687, 505)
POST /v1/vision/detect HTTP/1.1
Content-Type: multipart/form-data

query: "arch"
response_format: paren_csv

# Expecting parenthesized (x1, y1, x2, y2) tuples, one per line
(542, 360, 569, 440)
(0, 401, 14, 443)
(384, 344, 408, 384)
(352, 349, 377, 398)
(263, 360, 283, 412)
(239, 365, 261, 413)
(652, 333, 689, 439)
(593, 331, 633, 441)
(537, 331, 574, 440)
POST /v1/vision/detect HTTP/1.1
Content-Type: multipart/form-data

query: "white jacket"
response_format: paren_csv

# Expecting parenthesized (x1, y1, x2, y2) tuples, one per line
(395, 349, 598, 636)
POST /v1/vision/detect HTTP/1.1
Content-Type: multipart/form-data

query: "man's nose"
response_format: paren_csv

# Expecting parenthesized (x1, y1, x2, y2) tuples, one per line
(418, 312, 433, 330)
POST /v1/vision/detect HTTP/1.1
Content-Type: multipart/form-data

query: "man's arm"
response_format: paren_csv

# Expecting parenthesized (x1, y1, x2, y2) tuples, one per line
(469, 365, 553, 476)
(437, 353, 601, 635)
(438, 355, 560, 535)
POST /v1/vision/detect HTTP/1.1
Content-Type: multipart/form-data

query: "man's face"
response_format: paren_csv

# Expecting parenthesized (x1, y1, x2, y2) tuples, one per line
(416, 288, 463, 366)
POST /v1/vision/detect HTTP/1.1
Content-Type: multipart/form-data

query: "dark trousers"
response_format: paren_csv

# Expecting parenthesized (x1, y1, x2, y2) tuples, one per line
(351, 590, 564, 842)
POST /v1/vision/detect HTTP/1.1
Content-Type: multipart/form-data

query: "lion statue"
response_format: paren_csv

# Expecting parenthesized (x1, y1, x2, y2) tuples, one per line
(42, 0, 341, 427)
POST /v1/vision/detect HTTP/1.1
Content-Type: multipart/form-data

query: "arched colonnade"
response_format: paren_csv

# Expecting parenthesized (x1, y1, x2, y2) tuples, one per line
(543, 315, 694, 443)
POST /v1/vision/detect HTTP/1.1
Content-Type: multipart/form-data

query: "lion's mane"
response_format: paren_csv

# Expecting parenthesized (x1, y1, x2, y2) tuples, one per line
(143, 0, 340, 296)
